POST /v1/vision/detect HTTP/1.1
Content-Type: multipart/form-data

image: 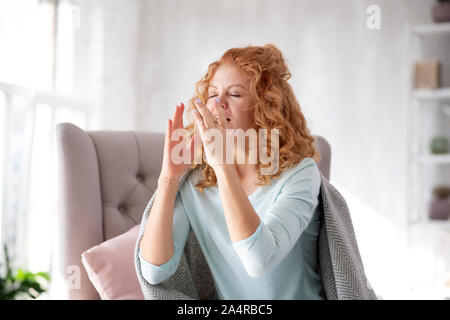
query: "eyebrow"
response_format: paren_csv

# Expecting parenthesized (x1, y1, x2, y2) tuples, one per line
(209, 84, 248, 91)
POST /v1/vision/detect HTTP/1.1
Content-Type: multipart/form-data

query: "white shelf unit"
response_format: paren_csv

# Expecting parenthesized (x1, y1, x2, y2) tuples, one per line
(410, 22, 450, 35)
(412, 88, 450, 101)
(404, 23, 450, 237)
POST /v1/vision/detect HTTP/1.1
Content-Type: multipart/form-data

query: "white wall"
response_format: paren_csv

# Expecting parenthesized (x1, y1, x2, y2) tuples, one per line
(73, 0, 140, 130)
(135, 0, 436, 229)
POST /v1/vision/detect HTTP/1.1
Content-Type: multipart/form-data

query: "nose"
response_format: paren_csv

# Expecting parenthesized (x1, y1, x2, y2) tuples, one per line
(216, 95, 228, 110)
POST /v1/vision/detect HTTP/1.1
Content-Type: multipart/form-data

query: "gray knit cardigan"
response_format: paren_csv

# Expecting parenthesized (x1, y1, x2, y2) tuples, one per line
(134, 169, 377, 300)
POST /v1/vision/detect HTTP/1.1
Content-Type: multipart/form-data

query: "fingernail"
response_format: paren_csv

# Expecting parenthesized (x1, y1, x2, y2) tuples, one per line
(195, 98, 201, 104)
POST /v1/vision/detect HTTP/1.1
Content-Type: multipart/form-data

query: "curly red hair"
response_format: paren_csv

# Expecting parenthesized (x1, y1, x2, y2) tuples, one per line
(184, 43, 320, 192)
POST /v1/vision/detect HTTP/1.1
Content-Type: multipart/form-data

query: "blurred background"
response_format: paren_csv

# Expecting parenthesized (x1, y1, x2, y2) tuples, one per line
(0, 0, 449, 299)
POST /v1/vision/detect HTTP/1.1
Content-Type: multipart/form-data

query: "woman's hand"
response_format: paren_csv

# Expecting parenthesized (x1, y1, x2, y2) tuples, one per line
(193, 98, 234, 170)
(160, 102, 195, 182)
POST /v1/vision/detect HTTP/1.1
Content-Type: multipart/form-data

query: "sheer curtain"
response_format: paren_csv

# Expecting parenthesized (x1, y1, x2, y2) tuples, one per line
(0, 0, 91, 299)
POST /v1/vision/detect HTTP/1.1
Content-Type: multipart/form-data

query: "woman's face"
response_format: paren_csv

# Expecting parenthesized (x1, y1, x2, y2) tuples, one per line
(207, 64, 254, 131)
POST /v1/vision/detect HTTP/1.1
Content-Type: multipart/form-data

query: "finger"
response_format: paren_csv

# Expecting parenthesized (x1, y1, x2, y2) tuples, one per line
(214, 99, 226, 127)
(175, 102, 184, 130)
(194, 99, 215, 129)
(171, 105, 184, 144)
(172, 104, 182, 131)
(172, 104, 178, 117)
(178, 102, 185, 128)
(187, 134, 195, 164)
(190, 133, 203, 165)
(193, 109, 206, 133)
(164, 119, 173, 157)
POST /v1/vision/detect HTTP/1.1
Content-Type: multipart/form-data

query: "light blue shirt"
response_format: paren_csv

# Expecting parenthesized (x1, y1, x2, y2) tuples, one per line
(139, 157, 324, 300)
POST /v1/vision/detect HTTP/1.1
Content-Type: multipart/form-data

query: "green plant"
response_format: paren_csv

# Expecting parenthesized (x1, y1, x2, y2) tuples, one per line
(430, 136, 449, 154)
(0, 243, 50, 300)
(432, 185, 450, 199)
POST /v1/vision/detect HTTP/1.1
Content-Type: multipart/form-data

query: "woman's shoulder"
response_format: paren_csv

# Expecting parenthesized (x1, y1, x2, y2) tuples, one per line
(281, 157, 320, 180)
(276, 157, 321, 192)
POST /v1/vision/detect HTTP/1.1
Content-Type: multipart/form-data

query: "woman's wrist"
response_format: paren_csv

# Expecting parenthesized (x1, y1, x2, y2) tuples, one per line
(158, 174, 180, 187)
(213, 164, 237, 180)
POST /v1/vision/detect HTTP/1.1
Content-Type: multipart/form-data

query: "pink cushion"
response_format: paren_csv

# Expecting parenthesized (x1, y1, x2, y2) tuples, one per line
(81, 225, 144, 300)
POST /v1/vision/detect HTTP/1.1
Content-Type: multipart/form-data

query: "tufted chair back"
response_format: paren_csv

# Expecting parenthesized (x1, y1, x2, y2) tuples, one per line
(56, 122, 331, 299)
(56, 123, 164, 299)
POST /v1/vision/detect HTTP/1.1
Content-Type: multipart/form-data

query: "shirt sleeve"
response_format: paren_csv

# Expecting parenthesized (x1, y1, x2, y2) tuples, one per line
(232, 161, 321, 277)
(139, 192, 190, 285)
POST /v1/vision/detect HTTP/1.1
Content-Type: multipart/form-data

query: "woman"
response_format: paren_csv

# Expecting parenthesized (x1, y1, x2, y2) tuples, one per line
(138, 44, 324, 300)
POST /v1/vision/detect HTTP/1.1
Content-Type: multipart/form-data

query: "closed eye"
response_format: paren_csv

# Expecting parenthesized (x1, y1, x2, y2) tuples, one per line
(208, 94, 240, 98)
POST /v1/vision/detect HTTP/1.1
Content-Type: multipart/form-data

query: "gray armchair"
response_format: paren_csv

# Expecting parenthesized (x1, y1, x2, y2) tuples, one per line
(55, 122, 331, 300)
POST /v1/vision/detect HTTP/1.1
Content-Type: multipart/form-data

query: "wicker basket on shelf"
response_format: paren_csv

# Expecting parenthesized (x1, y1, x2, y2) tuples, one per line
(413, 60, 440, 89)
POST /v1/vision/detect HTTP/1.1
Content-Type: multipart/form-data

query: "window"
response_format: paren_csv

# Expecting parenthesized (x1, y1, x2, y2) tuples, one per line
(0, 1, 89, 297)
